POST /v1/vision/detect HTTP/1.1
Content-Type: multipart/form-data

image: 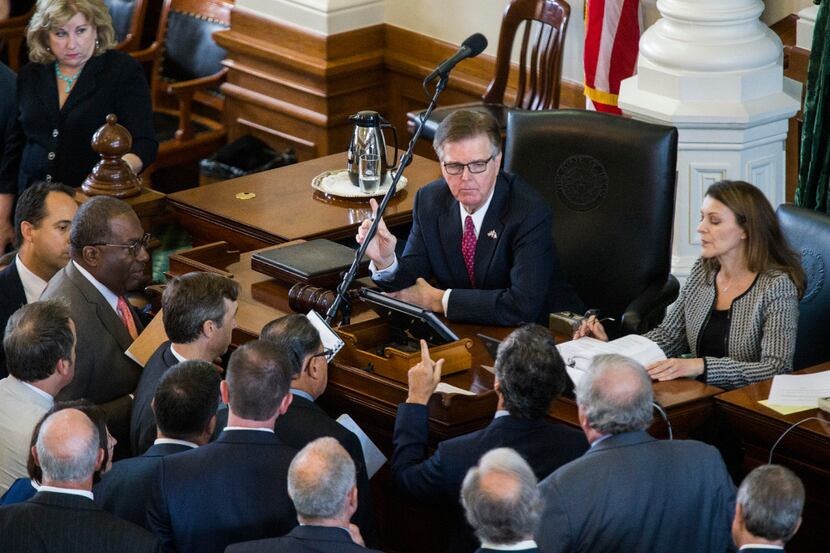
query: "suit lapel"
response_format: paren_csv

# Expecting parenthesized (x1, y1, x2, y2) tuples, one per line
(60, 54, 102, 116)
(31, 63, 61, 128)
(474, 176, 508, 288)
(65, 262, 134, 351)
(438, 192, 471, 287)
(0, 262, 26, 307)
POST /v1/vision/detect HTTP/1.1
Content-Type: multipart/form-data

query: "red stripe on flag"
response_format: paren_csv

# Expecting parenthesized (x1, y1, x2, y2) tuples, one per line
(583, 0, 606, 91)
(607, 0, 640, 94)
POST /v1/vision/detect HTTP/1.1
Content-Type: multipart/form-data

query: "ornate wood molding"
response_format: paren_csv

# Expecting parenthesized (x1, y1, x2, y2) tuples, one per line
(215, 6, 583, 160)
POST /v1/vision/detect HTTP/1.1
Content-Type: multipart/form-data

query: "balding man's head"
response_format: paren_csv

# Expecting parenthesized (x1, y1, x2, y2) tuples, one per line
(461, 448, 541, 545)
(576, 354, 653, 435)
(35, 409, 101, 485)
(287, 437, 356, 522)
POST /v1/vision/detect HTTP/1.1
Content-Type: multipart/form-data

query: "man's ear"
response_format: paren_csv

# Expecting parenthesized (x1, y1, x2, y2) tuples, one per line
(94, 447, 105, 471)
(81, 245, 100, 267)
(277, 392, 293, 416)
(55, 358, 71, 377)
(201, 318, 215, 339)
(20, 220, 33, 244)
(220, 380, 230, 404)
(31, 446, 40, 467)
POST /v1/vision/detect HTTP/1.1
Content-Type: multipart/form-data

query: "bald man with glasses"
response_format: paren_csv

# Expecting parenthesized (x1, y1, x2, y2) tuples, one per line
(42, 196, 150, 458)
(357, 109, 581, 326)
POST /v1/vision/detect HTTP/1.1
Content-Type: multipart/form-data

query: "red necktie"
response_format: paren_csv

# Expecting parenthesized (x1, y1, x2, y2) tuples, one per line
(462, 215, 477, 288)
(116, 296, 139, 341)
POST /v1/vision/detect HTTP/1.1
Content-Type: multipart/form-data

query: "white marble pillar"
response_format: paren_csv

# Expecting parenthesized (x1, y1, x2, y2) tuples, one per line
(618, 0, 801, 281)
(236, 0, 384, 34)
(797, 4, 820, 50)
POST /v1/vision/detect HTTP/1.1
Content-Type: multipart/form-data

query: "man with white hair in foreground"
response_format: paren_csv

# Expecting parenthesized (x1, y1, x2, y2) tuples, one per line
(0, 408, 159, 552)
(535, 353, 736, 553)
(226, 437, 382, 553)
(461, 448, 541, 552)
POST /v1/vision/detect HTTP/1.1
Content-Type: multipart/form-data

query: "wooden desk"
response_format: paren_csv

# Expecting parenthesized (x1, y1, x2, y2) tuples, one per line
(716, 365, 830, 553)
(167, 152, 442, 250)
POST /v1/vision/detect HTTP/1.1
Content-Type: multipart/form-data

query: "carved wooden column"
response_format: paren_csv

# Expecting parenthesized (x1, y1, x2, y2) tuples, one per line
(213, 1, 386, 161)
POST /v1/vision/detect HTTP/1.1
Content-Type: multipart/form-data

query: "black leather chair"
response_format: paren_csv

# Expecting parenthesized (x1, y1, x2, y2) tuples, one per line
(104, 0, 149, 51)
(776, 204, 830, 370)
(504, 109, 679, 336)
(406, 0, 570, 143)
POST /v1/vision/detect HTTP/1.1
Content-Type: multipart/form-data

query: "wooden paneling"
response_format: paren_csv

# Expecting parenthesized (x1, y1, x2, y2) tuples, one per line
(214, 8, 584, 162)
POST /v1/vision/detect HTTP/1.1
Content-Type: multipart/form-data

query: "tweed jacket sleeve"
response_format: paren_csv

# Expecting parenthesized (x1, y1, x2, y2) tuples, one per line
(644, 257, 798, 389)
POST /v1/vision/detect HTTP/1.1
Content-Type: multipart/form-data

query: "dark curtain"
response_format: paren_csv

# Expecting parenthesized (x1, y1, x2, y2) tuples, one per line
(795, 0, 830, 212)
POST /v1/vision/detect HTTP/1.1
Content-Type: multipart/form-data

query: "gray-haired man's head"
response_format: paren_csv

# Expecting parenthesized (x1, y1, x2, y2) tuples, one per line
(35, 409, 100, 485)
(575, 354, 653, 435)
(461, 448, 541, 546)
(287, 437, 357, 522)
(734, 464, 804, 545)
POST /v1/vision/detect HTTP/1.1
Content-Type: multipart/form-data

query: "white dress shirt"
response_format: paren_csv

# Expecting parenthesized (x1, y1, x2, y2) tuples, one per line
(15, 255, 48, 303)
(38, 485, 94, 501)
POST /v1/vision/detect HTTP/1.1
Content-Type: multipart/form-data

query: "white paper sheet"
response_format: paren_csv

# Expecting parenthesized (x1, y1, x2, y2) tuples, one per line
(306, 310, 345, 362)
(556, 335, 666, 386)
(337, 414, 387, 479)
(768, 371, 830, 407)
(435, 382, 476, 396)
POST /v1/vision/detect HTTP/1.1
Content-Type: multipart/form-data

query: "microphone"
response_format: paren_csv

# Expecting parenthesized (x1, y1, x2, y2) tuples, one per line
(424, 33, 488, 83)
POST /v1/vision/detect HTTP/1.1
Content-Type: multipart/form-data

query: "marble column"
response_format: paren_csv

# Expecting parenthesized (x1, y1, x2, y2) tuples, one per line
(618, 0, 800, 280)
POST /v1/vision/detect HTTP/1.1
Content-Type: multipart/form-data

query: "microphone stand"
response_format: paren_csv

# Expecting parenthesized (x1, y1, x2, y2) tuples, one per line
(325, 74, 450, 325)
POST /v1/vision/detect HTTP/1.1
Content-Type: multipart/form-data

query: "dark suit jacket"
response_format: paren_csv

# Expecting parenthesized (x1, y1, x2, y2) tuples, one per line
(476, 547, 539, 553)
(378, 172, 582, 325)
(275, 393, 375, 545)
(225, 525, 384, 553)
(0, 63, 16, 195)
(148, 429, 298, 553)
(535, 431, 736, 553)
(131, 341, 178, 455)
(0, 490, 160, 552)
(95, 442, 193, 529)
(0, 50, 157, 194)
(0, 261, 26, 378)
(41, 261, 144, 448)
(0, 477, 36, 505)
(392, 404, 589, 552)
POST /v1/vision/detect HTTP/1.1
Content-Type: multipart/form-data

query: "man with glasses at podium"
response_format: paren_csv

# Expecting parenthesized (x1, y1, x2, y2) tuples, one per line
(357, 109, 581, 326)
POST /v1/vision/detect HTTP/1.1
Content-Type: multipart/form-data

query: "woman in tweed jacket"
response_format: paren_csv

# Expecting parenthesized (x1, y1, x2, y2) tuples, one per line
(578, 180, 805, 390)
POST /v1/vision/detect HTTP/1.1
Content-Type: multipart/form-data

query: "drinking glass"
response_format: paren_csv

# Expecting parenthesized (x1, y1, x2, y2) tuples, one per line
(359, 153, 381, 194)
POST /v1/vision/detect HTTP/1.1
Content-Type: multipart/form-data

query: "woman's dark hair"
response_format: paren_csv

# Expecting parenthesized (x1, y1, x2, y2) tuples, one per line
(703, 180, 805, 298)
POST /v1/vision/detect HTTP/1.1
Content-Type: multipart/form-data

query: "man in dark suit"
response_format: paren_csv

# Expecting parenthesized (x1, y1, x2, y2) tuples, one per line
(357, 109, 581, 325)
(0, 181, 77, 377)
(41, 196, 149, 456)
(535, 353, 736, 553)
(393, 325, 588, 552)
(732, 464, 804, 552)
(148, 340, 298, 553)
(96, 360, 221, 529)
(461, 448, 541, 553)
(0, 408, 160, 552)
(130, 272, 239, 455)
(260, 314, 374, 543)
(226, 437, 382, 553)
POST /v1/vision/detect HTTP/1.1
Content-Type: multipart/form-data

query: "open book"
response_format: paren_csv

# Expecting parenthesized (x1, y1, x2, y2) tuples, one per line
(556, 335, 666, 387)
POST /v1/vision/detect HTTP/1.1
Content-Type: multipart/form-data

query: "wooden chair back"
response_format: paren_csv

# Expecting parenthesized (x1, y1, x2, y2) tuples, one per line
(104, 0, 150, 51)
(484, 0, 570, 110)
(0, 5, 35, 71)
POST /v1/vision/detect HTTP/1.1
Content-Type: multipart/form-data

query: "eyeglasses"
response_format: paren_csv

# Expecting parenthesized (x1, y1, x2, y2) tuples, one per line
(90, 232, 151, 257)
(442, 155, 494, 176)
(311, 348, 334, 361)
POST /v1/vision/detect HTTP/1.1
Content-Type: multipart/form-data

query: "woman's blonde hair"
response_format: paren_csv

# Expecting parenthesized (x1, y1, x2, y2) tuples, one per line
(27, 0, 117, 64)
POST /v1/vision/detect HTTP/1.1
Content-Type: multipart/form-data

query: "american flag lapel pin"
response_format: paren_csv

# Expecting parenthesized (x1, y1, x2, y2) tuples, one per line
(487, 230, 498, 239)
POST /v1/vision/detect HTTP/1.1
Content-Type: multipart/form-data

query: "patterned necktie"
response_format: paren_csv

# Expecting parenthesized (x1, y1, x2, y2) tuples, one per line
(116, 296, 139, 341)
(462, 215, 477, 288)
